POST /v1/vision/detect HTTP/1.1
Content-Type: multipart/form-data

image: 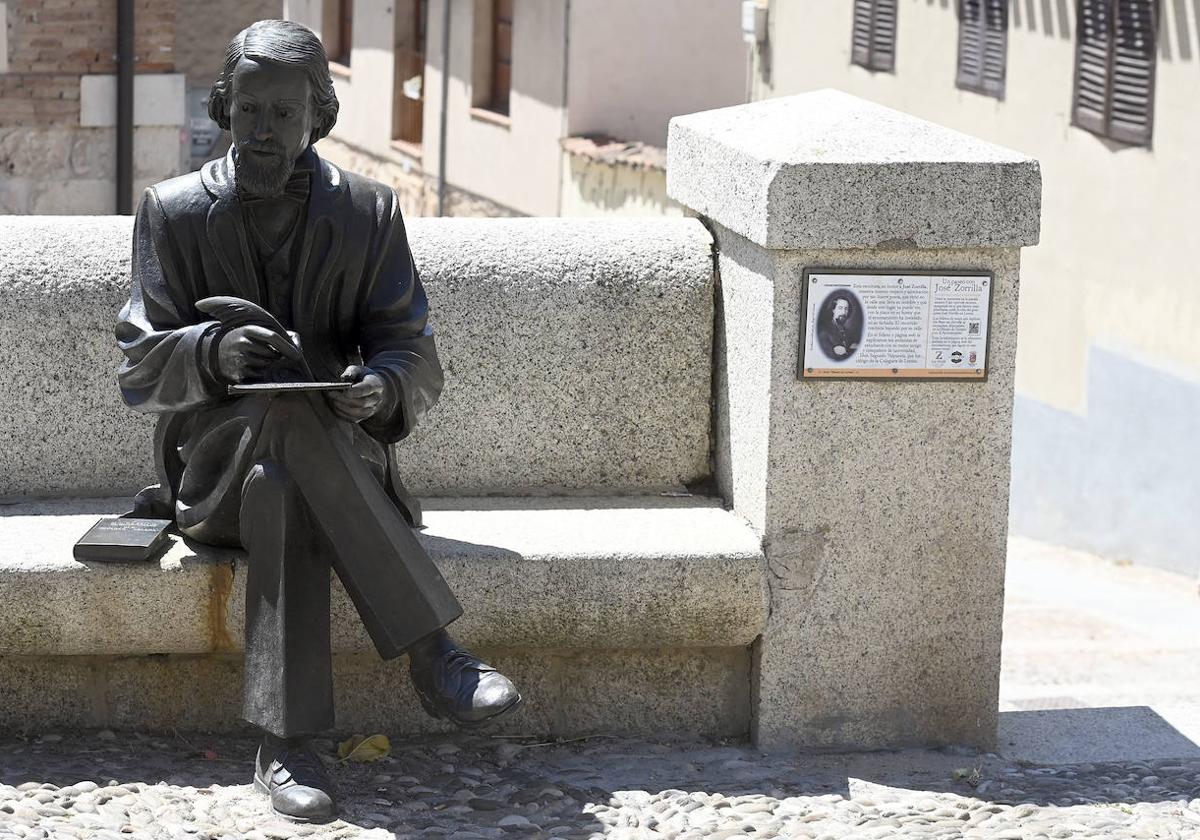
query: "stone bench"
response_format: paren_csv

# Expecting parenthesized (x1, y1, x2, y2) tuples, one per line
(0, 496, 766, 735)
(0, 214, 767, 737)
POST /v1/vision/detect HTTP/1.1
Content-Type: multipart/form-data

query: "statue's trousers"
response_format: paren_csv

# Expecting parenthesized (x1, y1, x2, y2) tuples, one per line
(233, 392, 462, 737)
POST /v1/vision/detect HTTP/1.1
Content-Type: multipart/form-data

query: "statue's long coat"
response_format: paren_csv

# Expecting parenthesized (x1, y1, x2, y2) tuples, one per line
(116, 147, 443, 544)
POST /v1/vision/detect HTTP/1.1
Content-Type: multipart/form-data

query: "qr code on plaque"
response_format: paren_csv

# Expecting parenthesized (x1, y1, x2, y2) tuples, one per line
(968, 322, 981, 335)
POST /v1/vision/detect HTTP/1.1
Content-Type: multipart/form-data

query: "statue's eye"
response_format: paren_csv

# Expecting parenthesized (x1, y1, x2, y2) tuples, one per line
(278, 108, 291, 119)
(240, 102, 254, 113)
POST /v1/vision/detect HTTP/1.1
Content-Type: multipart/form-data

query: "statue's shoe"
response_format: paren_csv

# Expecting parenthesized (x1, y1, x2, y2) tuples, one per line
(409, 634, 522, 726)
(253, 741, 338, 823)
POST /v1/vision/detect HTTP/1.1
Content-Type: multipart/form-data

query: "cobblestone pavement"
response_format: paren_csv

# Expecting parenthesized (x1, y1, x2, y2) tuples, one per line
(1, 731, 1198, 839)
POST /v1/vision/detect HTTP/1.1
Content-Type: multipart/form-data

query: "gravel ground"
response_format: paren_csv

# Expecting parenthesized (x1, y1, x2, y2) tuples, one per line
(0, 731, 1198, 839)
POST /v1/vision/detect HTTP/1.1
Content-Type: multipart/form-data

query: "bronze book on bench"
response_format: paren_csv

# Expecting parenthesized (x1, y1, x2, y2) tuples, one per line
(74, 517, 173, 562)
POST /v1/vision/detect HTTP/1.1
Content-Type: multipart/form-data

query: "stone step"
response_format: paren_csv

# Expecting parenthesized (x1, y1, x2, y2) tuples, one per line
(0, 496, 768, 658)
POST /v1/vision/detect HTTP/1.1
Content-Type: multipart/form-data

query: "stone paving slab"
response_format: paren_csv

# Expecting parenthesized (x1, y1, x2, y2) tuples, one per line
(1000, 537, 1200, 764)
(0, 731, 1198, 839)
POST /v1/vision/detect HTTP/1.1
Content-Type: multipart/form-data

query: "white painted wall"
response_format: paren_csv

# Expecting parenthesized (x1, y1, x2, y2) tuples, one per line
(420, 0, 568, 215)
(566, 0, 749, 147)
(754, 0, 1200, 414)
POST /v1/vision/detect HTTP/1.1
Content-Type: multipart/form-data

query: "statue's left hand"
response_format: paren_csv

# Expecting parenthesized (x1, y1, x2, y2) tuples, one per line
(327, 365, 386, 422)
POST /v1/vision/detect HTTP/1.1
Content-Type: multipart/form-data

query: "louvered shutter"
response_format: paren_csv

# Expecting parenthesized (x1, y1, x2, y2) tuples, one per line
(1073, 0, 1113, 134)
(870, 0, 897, 71)
(957, 0, 985, 87)
(852, 0, 874, 66)
(1072, 0, 1157, 146)
(1108, 0, 1156, 145)
(958, 0, 1008, 97)
(851, 0, 897, 72)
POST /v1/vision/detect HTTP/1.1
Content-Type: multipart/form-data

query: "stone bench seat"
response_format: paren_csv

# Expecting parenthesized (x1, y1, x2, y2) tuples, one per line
(0, 496, 768, 659)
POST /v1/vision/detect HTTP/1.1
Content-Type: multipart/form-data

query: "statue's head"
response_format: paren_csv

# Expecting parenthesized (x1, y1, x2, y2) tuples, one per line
(209, 19, 339, 197)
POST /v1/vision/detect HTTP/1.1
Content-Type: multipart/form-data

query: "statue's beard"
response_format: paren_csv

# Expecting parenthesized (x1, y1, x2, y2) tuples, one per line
(234, 144, 294, 198)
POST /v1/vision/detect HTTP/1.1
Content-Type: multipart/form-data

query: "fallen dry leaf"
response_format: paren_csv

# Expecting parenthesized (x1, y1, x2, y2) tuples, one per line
(337, 733, 391, 763)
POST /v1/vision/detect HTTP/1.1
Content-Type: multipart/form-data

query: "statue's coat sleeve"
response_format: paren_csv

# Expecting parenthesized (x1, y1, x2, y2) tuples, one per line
(115, 188, 224, 413)
(356, 193, 444, 445)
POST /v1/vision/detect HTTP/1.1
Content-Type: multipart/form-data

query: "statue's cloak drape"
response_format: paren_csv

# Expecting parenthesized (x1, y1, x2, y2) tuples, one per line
(116, 147, 443, 543)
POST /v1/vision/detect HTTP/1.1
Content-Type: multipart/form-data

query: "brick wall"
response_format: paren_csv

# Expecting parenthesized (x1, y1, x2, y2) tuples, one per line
(1, 0, 175, 127)
(173, 0, 282, 89)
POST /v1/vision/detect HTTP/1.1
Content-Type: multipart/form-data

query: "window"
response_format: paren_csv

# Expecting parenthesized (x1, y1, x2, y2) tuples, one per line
(392, 0, 428, 145)
(490, 0, 513, 115)
(1072, 0, 1157, 146)
(323, 0, 353, 68)
(471, 0, 513, 118)
(957, 0, 1008, 98)
(851, 0, 897, 72)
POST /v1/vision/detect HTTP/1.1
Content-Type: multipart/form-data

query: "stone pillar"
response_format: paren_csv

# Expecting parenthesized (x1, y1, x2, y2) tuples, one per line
(667, 90, 1041, 751)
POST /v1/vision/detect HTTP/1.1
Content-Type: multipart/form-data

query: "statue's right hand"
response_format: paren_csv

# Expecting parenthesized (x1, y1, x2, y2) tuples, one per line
(215, 325, 303, 383)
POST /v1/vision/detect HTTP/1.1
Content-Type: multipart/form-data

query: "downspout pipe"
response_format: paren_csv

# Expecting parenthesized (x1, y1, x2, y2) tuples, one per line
(436, 0, 450, 217)
(116, 0, 134, 214)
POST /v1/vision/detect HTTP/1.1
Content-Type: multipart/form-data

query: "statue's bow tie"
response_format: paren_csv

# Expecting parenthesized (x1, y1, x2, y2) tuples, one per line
(240, 171, 311, 204)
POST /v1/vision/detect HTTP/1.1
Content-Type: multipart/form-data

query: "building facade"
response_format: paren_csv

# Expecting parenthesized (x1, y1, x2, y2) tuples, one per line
(284, 0, 748, 217)
(0, 0, 282, 214)
(749, 0, 1199, 575)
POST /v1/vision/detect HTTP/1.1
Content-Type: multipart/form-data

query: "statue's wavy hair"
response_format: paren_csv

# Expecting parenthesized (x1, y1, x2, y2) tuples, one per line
(208, 19, 339, 145)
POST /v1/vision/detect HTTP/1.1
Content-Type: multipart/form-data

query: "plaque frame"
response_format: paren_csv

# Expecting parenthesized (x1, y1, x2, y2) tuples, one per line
(797, 267, 997, 382)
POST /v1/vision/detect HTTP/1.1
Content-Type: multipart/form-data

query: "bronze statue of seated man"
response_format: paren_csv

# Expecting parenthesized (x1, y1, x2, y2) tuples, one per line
(115, 19, 520, 824)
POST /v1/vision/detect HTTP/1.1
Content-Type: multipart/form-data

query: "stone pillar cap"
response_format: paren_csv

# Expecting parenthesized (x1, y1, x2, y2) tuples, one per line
(667, 89, 1041, 250)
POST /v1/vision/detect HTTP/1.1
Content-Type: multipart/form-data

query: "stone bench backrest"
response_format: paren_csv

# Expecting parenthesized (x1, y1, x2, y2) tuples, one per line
(0, 216, 714, 499)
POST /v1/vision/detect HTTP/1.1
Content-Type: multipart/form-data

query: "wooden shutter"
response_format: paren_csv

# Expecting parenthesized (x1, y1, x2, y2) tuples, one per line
(957, 0, 1008, 98)
(852, 0, 874, 66)
(871, 0, 897, 71)
(392, 0, 427, 143)
(1072, 0, 1156, 146)
(491, 0, 513, 115)
(1108, 0, 1156, 145)
(338, 0, 354, 66)
(851, 0, 897, 72)
(1073, 0, 1113, 134)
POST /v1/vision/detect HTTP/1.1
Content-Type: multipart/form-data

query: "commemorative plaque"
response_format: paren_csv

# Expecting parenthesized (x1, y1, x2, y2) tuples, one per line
(799, 269, 993, 380)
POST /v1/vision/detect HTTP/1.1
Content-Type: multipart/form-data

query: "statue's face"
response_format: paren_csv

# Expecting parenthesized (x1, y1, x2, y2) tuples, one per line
(228, 56, 315, 197)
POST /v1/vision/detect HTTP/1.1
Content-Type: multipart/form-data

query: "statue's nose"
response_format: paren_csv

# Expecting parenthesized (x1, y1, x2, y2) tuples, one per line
(254, 112, 271, 141)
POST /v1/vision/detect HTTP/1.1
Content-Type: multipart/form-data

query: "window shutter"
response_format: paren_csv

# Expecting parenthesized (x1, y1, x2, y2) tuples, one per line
(851, 0, 897, 71)
(979, 0, 1008, 97)
(1072, 0, 1157, 146)
(852, 0, 874, 67)
(958, 0, 1008, 97)
(1073, 0, 1113, 134)
(870, 0, 897, 71)
(1108, 0, 1156, 145)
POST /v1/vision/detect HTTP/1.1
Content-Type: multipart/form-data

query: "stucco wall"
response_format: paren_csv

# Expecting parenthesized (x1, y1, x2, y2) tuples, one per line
(752, 0, 1200, 575)
(565, 0, 748, 146)
(426, 0, 567, 215)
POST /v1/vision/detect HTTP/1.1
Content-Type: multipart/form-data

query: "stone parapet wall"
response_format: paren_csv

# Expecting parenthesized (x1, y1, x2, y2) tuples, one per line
(0, 215, 715, 499)
(0, 125, 180, 213)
